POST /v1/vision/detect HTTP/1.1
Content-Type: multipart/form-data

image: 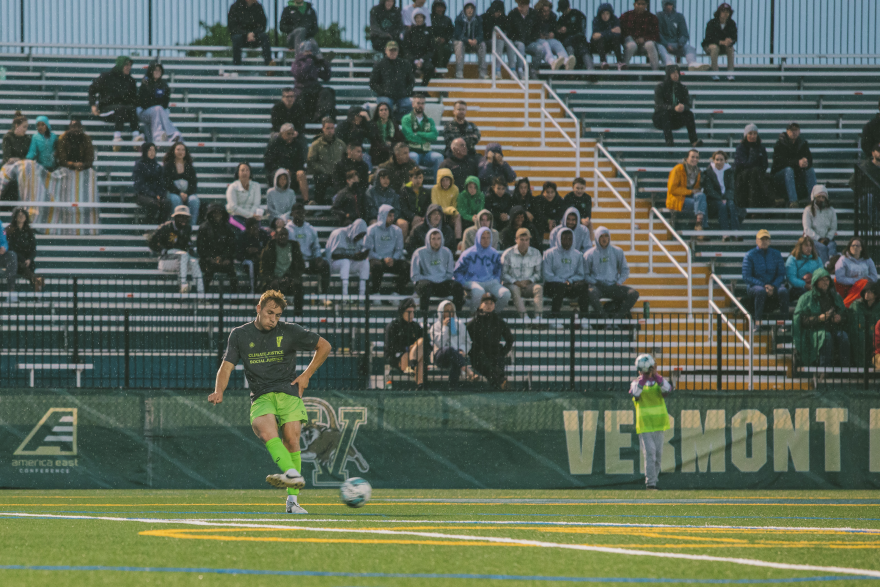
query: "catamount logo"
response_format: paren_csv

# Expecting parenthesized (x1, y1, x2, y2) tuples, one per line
(301, 398, 368, 487)
(12, 408, 79, 473)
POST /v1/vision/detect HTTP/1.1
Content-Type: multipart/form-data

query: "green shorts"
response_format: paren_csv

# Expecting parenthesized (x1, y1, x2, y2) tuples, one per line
(249, 393, 308, 428)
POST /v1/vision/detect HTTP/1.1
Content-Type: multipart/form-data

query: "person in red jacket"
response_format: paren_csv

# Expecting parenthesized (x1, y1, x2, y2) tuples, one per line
(620, 0, 660, 70)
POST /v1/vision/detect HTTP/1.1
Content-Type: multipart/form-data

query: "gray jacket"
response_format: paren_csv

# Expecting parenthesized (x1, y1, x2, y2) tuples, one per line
(584, 242, 630, 285)
(365, 204, 405, 260)
(411, 228, 455, 283)
(542, 229, 586, 283)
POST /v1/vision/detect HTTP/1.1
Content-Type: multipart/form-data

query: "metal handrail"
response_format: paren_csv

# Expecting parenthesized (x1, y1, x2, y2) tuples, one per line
(490, 27, 529, 128)
(538, 84, 580, 180)
(647, 208, 692, 313)
(0, 41, 373, 55)
(594, 142, 635, 249)
(708, 272, 753, 390)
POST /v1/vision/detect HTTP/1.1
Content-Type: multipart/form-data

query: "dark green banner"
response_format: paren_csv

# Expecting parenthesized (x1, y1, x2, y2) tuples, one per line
(2, 389, 879, 489)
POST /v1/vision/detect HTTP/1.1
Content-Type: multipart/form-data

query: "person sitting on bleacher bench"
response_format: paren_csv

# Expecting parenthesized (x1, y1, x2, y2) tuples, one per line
(25, 116, 57, 172)
(280, 0, 319, 55)
(325, 218, 370, 299)
(563, 177, 592, 230)
(430, 0, 455, 70)
(149, 205, 204, 295)
(444, 102, 481, 159)
(742, 229, 788, 329)
(370, 0, 405, 53)
(334, 143, 371, 198)
(584, 227, 639, 324)
(401, 94, 443, 183)
(453, 2, 489, 80)
(850, 283, 880, 371)
(734, 124, 774, 209)
(802, 185, 838, 265)
(377, 142, 420, 196)
(385, 297, 426, 388)
(620, 0, 660, 70)
(228, 0, 273, 67)
(56, 120, 93, 172)
(4, 208, 42, 293)
(549, 207, 593, 253)
(793, 267, 851, 373)
(266, 169, 298, 225)
(785, 236, 822, 303)
(2, 112, 30, 168)
(505, 0, 534, 79)
(412, 228, 464, 312)
(860, 101, 880, 160)
(308, 117, 346, 206)
(365, 169, 407, 233)
(338, 108, 380, 170)
(485, 177, 514, 230)
(477, 143, 516, 189)
(264, 124, 309, 203)
(591, 3, 623, 70)
(163, 142, 200, 225)
(226, 162, 263, 229)
(270, 87, 307, 139)
(332, 170, 364, 226)
(556, 0, 592, 71)
(703, 150, 741, 240)
(137, 62, 181, 144)
(238, 217, 271, 293)
(88, 56, 142, 150)
(455, 227, 511, 312)
(286, 202, 330, 295)
(258, 222, 305, 316)
(499, 205, 531, 251)
(771, 122, 817, 209)
(531, 181, 567, 247)
(835, 237, 878, 307)
(400, 167, 431, 230)
(0, 218, 18, 302)
(407, 203, 455, 256)
(461, 209, 499, 251)
(502, 227, 544, 318)
(430, 300, 476, 386)
(542, 228, 589, 317)
(133, 142, 172, 224)
(370, 102, 405, 168)
(457, 176, 485, 234)
(656, 0, 707, 71)
(198, 204, 239, 294)
(652, 65, 701, 148)
(365, 204, 409, 294)
(370, 41, 415, 122)
(467, 292, 514, 390)
(701, 3, 737, 82)
(481, 1, 508, 76)
(666, 149, 708, 237)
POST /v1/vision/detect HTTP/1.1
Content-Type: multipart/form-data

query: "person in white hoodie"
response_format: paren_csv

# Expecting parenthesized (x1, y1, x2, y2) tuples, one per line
(325, 218, 370, 298)
(226, 162, 262, 229)
(430, 299, 475, 385)
(584, 227, 640, 322)
(266, 168, 298, 224)
(548, 206, 593, 253)
(802, 184, 838, 264)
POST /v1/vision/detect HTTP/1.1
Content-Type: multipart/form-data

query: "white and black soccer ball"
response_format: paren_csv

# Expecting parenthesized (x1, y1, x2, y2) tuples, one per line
(340, 477, 372, 508)
(635, 353, 656, 374)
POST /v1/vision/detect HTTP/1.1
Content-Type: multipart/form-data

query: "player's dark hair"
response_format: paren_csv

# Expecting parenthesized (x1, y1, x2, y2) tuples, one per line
(259, 290, 288, 310)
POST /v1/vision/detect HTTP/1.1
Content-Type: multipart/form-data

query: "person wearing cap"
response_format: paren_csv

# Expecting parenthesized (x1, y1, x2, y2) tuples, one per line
(228, 0, 274, 66)
(802, 185, 838, 265)
(264, 124, 309, 201)
(401, 8, 436, 85)
(454, 227, 511, 312)
(734, 124, 773, 209)
(702, 3, 737, 81)
(280, 0, 319, 54)
(453, 1, 488, 80)
(148, 205, 204, 294)
(556, 0, 593, 71)
(384, 298, 426, 388)
(742, 230, 789, 328)
(444, 100, 481, 158)
(467, 292, 514, 389)
(502, 227, 544, 318)
(286, 202, 331, 295)
(584, 227, 639, 324)
(478, 143, 516, 188)
(370, 0, 404, 53)
(258, 220, 306, 315)
(542, 228, 589, 317)
(620, 0, 660, 70)
(772, 122, 817, 208)
(656, 1, 707, 71)
(793, 267, 852, 373)
(370, 41, 416, 122)
(401, 94, 443, 183)
(667, 149, 709, 236)
(652, 64, 702, 148)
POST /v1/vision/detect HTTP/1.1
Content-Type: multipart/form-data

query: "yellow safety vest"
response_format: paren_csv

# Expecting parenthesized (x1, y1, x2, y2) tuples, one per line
(633, 381, 671, 434)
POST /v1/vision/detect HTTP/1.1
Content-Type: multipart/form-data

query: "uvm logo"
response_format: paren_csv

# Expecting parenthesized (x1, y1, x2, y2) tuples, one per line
(14, 408, 77, 456)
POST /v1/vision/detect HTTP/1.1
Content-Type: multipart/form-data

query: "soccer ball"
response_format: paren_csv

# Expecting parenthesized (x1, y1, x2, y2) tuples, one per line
(635, 353, 655, 374)
(340, 477, 372, 508)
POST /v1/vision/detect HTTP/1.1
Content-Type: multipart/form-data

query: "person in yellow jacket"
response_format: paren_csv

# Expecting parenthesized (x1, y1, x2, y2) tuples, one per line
(629, 353, 673, 490)
(666, 149, 708, 236)
(431, 167, 462, 240)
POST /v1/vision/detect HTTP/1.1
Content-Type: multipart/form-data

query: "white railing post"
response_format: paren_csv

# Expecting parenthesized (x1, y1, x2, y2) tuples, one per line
(491, 32, 496, 89)
(540, 86, 546, 147)
(575, 115, 581, 180)
(593, 143, 599, 210)
(648, 207, 654, 274)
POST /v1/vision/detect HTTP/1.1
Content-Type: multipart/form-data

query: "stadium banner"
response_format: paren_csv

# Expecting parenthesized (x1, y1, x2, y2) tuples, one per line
(2, 388, 879, 490)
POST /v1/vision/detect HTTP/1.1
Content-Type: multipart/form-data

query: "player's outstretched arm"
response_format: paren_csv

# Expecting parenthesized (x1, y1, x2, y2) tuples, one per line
(209, 361, 235, 404)
(292, 337, 332, 397)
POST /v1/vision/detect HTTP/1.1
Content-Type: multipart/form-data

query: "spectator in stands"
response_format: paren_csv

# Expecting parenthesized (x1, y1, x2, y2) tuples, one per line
(563, 178, 592, 230)
(441, 138, 479, 194)
(835, 237, 878, 307)
(403, 0, 431, 27)
(499, 205, 530, 251)
(454, 227, 511, 312)
(453, 2, 488, 80)
(258, 223, 305, 315)
(860, 101, 880, 159)
(370, 102, 405, 166)
(742, 230, 789, 328)
(88, 57, 142, 149)
(133, 142, 171, 224)
(502, 227, 543, 318)
(529, 0, 574, 71)
(803, 185, 838, 264)
(430, 300, 475, 385)
(25, 116, 57, 171)
(163, 142, 200, 225)
(366, 204, 409, 294)
(431, 0, 455, 70)
(402, 8, 436, 85)
(506, 0, 534, 78)
(854, 142, 880, 187)
(703, 150, 740, 239)
(148, 205, 203, 294)
(226, 162, 262, 228)
(444, 101, 481, 158)
(851, 282, 880, 370)
(270, 88, 306, 138)
(549, 207, 593, 252)
(138, 62, 181, 143)
(458, 176, 485, 233)
(793, 267, 851, 371)
(308, 117, 346, 205)
(512, 177, 536, 225)
(486, 177, 513, 229)
(377, 142, 419, 194)
(332, 170, 363, 226)
(228, 0, 273, 66)
(591, 3, 623, 69)
(734, 124, 773, 209)
(462, 209, 499, 251)
(652, 65, 701, 148)
(264, 124, 308, 200)
(198, 204, 239, 293)
(370, 41, 415, 122)
(334, 142, 371, 195)
(325, 218, 370, 298)
(370, 0, 404, 53)
(408, 203, 454, 255)
(0, 219, 18, 301)
(478, 143, 516, 187)
(4, 208, 42, 293)
(666, 149, 708, 236)
(771, 122, 817, 208)
(431, 168, 462, 241)
(556, 0, 592, 71)
(584, 227, 639, 322)
(401, 167, 430, 228)
(385, 298, 426, 387)
(656, 1, 706, 70)
(291, 40, 335, 124)
(2, 112, 28, 198)
(468, 293, 514, 389)
(785, 236, 822, 302)
(280, 0, 319, 54)
(365, 168, 404, 227)
(238, 217, 271, 292)
(286, 202, 330, 294)
(543, 228, 588, 316)
(482, 1, 508, 76)
(702, 3, 737, 81)
(620, 0, 660, 70)
(56, 120, 94, 171)
(532, 181, 567, 245)
(266, 169, 297, 225)
(412, 227, 464, 311)
(401, 94, 443, 182)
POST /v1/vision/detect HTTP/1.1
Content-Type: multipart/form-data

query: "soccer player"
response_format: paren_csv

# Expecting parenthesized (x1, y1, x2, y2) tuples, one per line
(209, 289, 332, 514)
(628, 354, 673, 490)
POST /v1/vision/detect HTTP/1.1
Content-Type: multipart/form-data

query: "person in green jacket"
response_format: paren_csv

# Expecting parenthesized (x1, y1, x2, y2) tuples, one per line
(850, 281, 880, 369)
(457, 175, 485, 231)
(400, 94, 443, 182)
(792, 267, 853, 371)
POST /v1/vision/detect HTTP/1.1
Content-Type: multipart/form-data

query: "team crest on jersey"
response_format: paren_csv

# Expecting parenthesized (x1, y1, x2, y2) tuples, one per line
(301, 398, 368, 487)
(249, 342, 255, 348)
(276, 336, 283, 347)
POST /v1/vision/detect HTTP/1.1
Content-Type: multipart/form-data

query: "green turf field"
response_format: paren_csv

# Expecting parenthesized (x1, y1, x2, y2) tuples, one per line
(1, 489, 880, 586)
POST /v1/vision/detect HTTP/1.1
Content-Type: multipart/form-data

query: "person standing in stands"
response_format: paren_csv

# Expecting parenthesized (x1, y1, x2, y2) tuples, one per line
(835, 237, 878, 307)
(477, 143, 516, 187)
(785, 236, 822, 302)
(591, 3, 623, 69)
(444, 101, 481, 158)
(529, 0, 574, 72)
(702, 3, 737, 81)
(431, 0, 455, 70)
(264, 124, 309, 201)
(370, 0, 404, 53)
(652, 65, 702, 148)
(742, 230, 789, 328)
(656, 0, 707, 70)
(266, 169, 298, 225)
(402, 8, 436, 85)
(228, 0, 273, 66)
(584, 227, 640, 323)
(454, 227, 512, 312)
(400, 94, 443, 183)
(88, 56, 142, 150)
(198, 204, 240, 293)
(325, 218, 371, 299)
(467, 293, 514, 390)
(771, 122, 817, 208)
(453, 1, 488, 80)
(226, 162, 263, 228)
(385, 298, 426, 388)
(133, 142, 171, 224)
(556, 0, 592, 71)
(620, 0, 660, 70)
(56, 120, 94, 171)
(412, 228, 464, 311)
(163, 142, 200, 224)
(258, 224, 306, 316)
(370, 41, 415, 122)
(666, 149, 709, 236)
(371, 99, 405, 167)
(25, 116, 57, 171)
(0, 218, 19, 301)
(4, 208, 43, 293)
(280, 0, 319, 55)
(365, 204, 409, 294)
(270, 88, 307, 138)
(703, 150, 740, 239)
(285, 202, 330, 295)
(502, 227, 543, 318)
(291, 40, 335, 124)
(735, 124, 774, 209)
(802, 185, 838, 264)
(860, 101, 880, 159)
(308, 117, 346, 206)
(138, 62, 181, 143)
(149, 205, 204, 294)
(506, 0, 534, 79)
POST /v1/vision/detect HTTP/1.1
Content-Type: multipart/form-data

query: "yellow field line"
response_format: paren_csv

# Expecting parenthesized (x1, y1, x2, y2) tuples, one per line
(140, 528, 510, 547)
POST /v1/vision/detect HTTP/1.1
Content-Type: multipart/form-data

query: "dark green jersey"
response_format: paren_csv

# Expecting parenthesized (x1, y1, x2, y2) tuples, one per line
(223, 320, 320, 401)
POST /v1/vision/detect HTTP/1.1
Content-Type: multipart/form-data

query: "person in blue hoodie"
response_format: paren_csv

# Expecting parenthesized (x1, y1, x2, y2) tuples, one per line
(412, 227, 465, 312)
(25, 116, 57, 170)
(656, 0, 707, 70)
(325, 218, 370, 298)
(542, 227, 589, 316)
(453, 2, 487, 80)
(742, 229, 789, 327)
(365, 204, 409, 294)
(454, 226, 511, 312)
(590, 3, 623, 68)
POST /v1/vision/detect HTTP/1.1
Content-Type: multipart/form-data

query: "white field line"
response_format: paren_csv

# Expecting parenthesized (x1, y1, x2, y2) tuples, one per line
(2, 513, 880, 578)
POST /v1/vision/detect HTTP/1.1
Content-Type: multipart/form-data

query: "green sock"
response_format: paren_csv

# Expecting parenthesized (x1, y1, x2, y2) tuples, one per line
(287, 451, 302, 496)
(265, 438, 295, 473)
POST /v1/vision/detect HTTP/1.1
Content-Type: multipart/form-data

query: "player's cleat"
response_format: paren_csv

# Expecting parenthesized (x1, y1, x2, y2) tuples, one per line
(266, 468, 305, 489)
(286, 495, 308, 514)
